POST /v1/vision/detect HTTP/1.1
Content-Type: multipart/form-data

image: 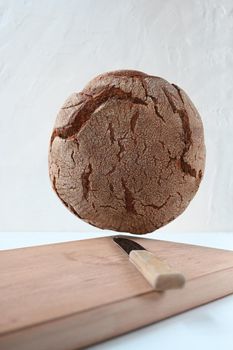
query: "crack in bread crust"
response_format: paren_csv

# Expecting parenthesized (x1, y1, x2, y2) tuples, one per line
(50, 86, 147, 145)
(163, 85, 197, 178)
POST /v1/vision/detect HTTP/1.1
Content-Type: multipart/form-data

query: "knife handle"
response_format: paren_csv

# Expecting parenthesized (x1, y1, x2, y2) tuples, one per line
(129, 250, 185, 291)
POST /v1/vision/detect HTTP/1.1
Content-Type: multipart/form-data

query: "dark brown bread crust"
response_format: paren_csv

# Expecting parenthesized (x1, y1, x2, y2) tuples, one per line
(49, 70, 205, 234)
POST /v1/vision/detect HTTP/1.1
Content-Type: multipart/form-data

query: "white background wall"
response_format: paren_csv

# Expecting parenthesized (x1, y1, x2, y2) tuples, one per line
(0, 0, 232, 233)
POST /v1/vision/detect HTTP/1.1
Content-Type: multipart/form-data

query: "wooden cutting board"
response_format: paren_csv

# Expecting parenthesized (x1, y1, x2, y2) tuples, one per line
(1, 236, 233, 350)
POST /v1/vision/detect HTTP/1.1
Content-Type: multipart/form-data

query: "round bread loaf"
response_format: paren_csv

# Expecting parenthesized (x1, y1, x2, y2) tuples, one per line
(49, 70, 205, 234)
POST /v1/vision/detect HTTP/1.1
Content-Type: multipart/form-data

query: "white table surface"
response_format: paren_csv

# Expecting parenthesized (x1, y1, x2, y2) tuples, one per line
(1, 232, 233, 350)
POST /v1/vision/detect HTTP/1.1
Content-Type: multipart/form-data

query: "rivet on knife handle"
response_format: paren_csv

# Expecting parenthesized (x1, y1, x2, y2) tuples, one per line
(113, 236, 186, 291)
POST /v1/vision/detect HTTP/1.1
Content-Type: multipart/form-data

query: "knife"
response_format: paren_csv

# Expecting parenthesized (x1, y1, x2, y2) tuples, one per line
(113, 236, 185, 291)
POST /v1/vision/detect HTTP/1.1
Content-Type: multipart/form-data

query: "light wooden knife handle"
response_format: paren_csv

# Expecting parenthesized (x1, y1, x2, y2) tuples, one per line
(129, 250, 185, 291)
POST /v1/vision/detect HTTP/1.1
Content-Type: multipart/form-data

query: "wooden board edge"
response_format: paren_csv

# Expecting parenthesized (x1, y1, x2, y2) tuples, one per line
(1, 266, 233, 350)
(2, 236, 233, 254)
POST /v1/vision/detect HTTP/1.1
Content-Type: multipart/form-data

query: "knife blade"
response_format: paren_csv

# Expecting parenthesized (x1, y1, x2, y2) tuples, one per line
(113, 236, 185, 291)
